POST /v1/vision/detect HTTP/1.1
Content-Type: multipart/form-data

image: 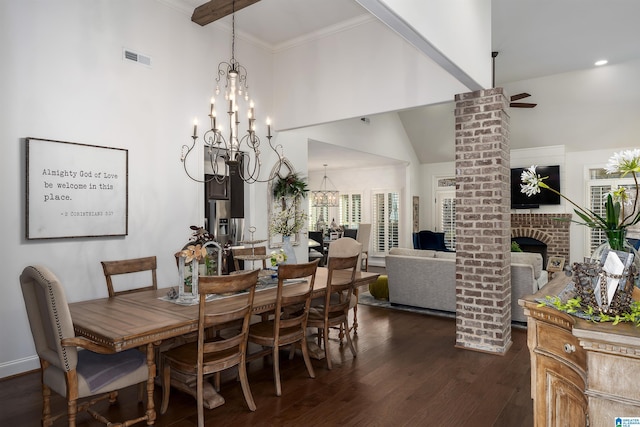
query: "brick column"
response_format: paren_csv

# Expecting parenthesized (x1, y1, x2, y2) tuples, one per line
(454, 88, 511, 354)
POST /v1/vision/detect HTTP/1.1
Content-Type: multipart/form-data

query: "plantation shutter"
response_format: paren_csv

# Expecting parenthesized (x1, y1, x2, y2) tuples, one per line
(339, 193, 362, 229)
(372, 191, 399, 255)
(441, 195, 456, 250)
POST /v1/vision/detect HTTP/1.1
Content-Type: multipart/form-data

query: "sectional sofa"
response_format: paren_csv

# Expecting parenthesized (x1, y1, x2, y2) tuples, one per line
(385, 248, 548, 323)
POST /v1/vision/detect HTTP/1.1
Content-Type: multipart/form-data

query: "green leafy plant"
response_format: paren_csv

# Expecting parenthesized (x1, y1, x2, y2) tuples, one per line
(511, 241, 523, 252)
(538, 296, 640, 326)
(272, 173, 308, 201)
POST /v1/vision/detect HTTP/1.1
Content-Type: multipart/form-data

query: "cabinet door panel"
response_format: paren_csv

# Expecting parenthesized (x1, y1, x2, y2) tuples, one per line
(536, 356, 587, 427)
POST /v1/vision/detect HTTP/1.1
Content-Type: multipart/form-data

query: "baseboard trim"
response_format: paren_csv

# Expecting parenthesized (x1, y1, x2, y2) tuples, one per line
(0, 355, 39, 380)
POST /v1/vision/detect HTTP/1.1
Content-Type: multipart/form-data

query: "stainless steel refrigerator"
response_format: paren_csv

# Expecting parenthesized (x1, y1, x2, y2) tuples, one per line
(208, 199, 244, 245)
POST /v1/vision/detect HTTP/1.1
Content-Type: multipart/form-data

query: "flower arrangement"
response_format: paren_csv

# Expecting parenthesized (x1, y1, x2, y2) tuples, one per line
(520, 149, 640, 251)
(177, 244, 208, 263)
(269, 204, 307, 237)
(270, 249, 287, 266)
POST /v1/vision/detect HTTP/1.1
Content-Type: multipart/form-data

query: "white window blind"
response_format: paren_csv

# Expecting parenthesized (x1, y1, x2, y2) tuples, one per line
(441, 196, 456, 250)
(435, 179, 456, 251)
(372, 191, 399, 255)
(339, 193, 362, 229)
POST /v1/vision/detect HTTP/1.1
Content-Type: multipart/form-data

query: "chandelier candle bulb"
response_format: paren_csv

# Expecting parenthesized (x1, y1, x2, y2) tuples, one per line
(192, 118, 197, 137)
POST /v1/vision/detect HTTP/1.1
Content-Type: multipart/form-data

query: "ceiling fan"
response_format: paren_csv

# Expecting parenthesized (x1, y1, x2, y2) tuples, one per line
(491, 52, 537, 109)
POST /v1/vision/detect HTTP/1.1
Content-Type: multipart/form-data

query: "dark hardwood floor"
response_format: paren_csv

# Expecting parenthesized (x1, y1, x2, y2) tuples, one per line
(0, 305, 533, 426)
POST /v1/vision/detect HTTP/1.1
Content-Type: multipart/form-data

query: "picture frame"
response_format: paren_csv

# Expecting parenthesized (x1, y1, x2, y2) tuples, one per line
(547, 256, 565, 272)
(26, 137, 128, 239)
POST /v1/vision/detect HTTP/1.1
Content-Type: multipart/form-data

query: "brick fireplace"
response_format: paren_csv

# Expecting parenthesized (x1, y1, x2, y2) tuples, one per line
(511, 213, 571, 267)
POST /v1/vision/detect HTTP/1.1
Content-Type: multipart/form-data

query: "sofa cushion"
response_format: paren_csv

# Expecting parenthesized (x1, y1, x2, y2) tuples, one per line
(388, 248, 436, 258)
(511, 252, 543, 279)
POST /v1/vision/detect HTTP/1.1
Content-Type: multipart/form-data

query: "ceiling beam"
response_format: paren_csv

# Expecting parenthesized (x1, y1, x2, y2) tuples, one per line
(192, 0, 262, 26)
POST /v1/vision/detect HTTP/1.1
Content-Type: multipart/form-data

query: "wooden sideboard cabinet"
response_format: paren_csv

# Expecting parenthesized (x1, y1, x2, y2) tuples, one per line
(519, 274, 640, 427)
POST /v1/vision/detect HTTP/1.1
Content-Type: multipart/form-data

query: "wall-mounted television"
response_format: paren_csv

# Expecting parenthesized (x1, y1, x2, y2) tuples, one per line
(510, 165, 561, 209)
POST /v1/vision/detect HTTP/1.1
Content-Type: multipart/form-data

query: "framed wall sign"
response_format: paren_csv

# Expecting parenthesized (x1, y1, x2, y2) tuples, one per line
(26, 137, 128, 239)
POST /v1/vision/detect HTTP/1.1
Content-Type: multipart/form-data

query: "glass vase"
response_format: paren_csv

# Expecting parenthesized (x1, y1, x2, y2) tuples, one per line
(591, 229, 640, 275)
(282, 235, 297, 265)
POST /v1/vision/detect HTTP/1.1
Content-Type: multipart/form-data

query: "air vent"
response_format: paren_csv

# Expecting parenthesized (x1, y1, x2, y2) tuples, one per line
(360, 117, 370, 124)
(123, 48, 151, 67)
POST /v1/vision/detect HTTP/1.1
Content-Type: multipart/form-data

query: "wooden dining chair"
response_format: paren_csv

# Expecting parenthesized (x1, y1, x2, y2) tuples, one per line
(247, 259, 320, 396)
(232, 246, 268, 271)
(307, 254, 359, 370)
(20, 265, 154, 427)
(160, 269, 259, 426)
(100, 255, 157, 297)
(326, 237, 363, 339)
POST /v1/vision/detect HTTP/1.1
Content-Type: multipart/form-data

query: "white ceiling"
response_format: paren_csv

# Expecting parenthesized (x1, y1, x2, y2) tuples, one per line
(176, 0, 640, 170)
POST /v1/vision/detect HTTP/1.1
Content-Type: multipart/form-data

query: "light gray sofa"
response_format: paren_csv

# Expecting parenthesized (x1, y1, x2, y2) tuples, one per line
(385, 248, 548, 323)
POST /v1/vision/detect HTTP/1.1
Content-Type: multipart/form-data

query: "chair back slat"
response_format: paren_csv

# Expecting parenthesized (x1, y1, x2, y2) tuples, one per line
(101, 256, 158, 297)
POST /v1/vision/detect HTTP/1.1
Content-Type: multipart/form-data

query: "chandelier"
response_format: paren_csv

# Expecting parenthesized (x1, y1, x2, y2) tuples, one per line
(311, 164, 339, 207)
(181, 1, 285, 184)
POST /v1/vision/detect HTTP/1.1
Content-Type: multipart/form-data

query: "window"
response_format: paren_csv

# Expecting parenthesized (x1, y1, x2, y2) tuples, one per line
(372, 191, 399, 255)
(438, 192, 456, 250)
(435, 177, 456, 250)
(339, 193, 362, 229)
(586, 169, 638, 254)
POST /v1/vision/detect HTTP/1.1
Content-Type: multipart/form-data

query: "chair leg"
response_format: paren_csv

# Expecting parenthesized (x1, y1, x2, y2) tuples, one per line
(213, 372, 221, 392)
(273, 346, 282, 396)
(197, 367, 204, 427)
(238, 359, 257, 411)
(352, 289, 360, 335)
(323, 324, 332, 370)
(67, 399, 78, 427)
(161, 362, 171, 415)
(344, 319, 357, 358)
(42, 382, 53, 427)
(300, 337, 316, 380)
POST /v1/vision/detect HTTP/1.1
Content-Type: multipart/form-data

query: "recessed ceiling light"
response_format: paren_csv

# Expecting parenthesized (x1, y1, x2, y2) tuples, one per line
(594, 59, 608, 66)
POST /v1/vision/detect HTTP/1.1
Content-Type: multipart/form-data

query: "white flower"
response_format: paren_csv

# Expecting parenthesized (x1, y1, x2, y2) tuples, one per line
(270, 249, 287, 266)
(520, 165, 542, 196)
(605, 149, 640, 176)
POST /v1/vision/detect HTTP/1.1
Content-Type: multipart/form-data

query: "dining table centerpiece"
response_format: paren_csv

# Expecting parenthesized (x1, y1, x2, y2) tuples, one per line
(521, 149, 640, 318)
(175, 226, 223, 301)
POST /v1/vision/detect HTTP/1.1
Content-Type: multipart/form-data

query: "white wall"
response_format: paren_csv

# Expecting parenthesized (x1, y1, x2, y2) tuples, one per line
(271, 17, 469, 131)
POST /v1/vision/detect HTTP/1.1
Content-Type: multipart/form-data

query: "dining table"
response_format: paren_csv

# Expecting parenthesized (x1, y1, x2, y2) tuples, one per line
(69, 267, 380, 413)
